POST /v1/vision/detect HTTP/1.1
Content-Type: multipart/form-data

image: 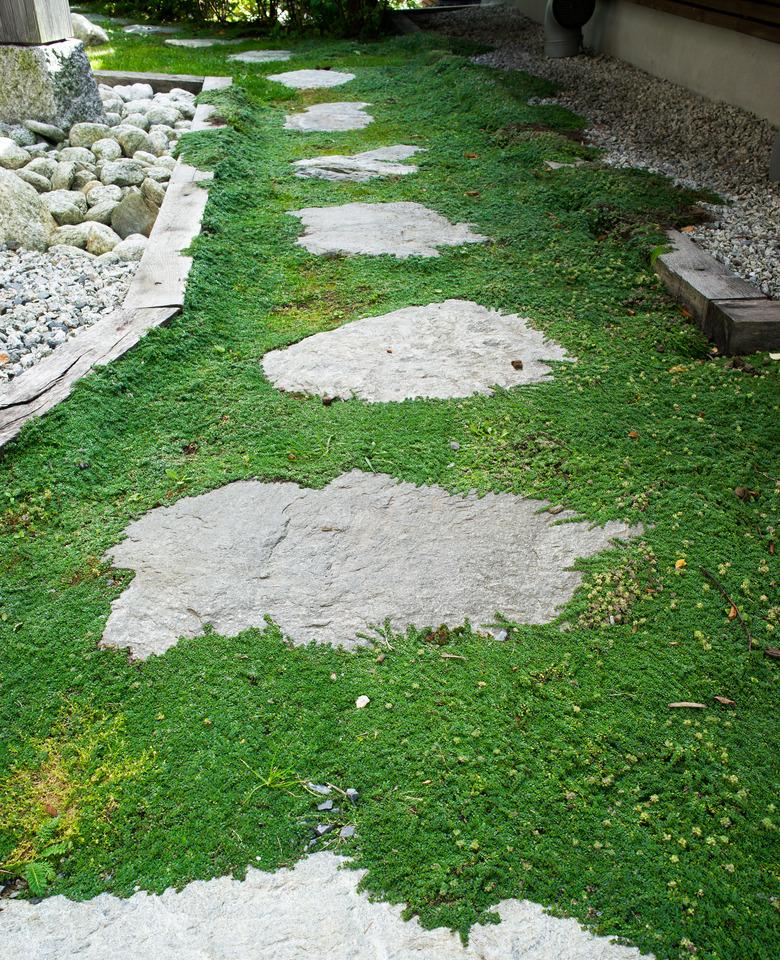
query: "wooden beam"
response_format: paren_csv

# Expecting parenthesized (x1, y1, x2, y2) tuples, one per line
(0, 0, 72, 44)
(93, 69, 205, 94)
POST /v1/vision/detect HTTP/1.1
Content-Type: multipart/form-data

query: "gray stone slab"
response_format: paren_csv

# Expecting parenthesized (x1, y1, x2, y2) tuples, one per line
(123, 24, 180, 35)
(262, 300, 572, 401)
(0, 40, 105, 127)
(289, 202, 487, 258)
(294, 144, 422, 182)
(165, 38, 244, 48)
(267, 69, 355, 89)
(0, 852, 649, 959)
(284, 102, 372, 132)
(228, 49, 292, 63)
(101, 470, 639, 658)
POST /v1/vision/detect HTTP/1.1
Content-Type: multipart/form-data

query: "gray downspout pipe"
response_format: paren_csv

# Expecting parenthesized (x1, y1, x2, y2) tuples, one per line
(544, 0, 582, 58)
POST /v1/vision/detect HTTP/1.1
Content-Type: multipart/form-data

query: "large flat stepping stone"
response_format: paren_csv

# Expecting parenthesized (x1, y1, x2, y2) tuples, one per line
(289, 202, 486, 258)
(165, 38, 244, 48)
(284, 102, 372, 132)
(267, 69, 355, 89)
(294, 145, 423, 182)
(123, 24, 180, 34)
(262, 300, 572, 401)
(0, 853, 648, 959)
(229, 49, 293, 63)
(102, 471, 639, 658)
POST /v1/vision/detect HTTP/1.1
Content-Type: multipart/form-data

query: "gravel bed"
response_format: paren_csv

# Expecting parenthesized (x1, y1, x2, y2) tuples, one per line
(425, 7, 779, 299)
(0, 246, 136, 382)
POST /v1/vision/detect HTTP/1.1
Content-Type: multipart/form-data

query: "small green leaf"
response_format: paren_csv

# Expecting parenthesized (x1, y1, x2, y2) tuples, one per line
(22, 861, 55, 896)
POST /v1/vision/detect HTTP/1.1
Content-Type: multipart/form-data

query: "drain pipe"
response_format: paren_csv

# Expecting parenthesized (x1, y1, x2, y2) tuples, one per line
(544, 0, 596, 58)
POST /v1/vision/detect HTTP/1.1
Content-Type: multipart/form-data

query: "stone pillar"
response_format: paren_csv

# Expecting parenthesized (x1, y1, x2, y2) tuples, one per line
(0, 0, 104, 128)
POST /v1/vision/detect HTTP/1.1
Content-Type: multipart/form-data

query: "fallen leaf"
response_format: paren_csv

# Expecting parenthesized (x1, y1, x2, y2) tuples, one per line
(764, 646, 780, 660)
(668, 702, 706, 709)
(548, 505, 564, 515)
(511, 359, 524, 370)
(734, 486, 759, 501)
(675, 559, 687, 569)
(441, 652, 466, 661)
(465, 190, 480, 197)
(680, 225, 695, 234)
(287, 453, 297, 461)
(0, 353, 9, 364)
(727, 605, 738, 621)
(182, 442, 199, 455)
(714, 696, 736, 707)
(680, 307, 693, 320)
(628, 430, 639, 440)
(464, 152, 479, 159)
(322, 396, 333, 407)
(668, 364, 688, 374)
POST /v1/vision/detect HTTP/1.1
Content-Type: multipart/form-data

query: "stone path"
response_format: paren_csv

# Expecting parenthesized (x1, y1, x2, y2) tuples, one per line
(229, 50, 293, 63)
(293, 144, 423, 182)
(1, 853, 649, 960)
(263, 299, 572, 401)
(284, 102, 373, 132)
(102, 471, 637, 659)
(290, 201, 487, 258)
(267, 69, 355, 89)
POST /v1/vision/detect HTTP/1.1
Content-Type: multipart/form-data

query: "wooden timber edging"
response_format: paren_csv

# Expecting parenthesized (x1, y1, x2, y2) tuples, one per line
(654, 230, 780, 354)
(0, 74, 233, 451)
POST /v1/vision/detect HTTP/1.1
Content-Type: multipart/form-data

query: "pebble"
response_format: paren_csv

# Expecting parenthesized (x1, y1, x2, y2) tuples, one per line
(339, 826, 356, 839)
(429, 8, 779, 299)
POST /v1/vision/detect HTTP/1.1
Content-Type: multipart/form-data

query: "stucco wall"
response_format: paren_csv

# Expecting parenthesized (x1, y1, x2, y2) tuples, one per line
(506, 0, 780, 128)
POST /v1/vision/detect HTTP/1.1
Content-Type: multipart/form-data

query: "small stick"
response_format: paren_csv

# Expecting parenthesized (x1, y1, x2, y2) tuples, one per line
(698, 566, 753, 651)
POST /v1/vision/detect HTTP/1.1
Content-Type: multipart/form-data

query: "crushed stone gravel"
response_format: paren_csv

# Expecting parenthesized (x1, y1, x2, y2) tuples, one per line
(426, 7, 779, 299)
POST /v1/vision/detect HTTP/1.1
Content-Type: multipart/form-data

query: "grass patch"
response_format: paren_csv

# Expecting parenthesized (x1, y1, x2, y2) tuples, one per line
(0, 19, 777, 960)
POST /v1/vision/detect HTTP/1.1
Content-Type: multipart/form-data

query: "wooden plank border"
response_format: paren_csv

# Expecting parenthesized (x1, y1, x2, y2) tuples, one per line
(655, 230, 780, 353)
(0, 73, 233, 451)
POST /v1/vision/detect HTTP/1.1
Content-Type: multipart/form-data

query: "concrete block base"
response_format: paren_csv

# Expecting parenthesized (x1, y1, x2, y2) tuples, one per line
(0, 39, 105, 128)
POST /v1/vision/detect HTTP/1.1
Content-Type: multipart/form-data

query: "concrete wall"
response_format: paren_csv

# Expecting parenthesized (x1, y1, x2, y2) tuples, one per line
(507, 0, 780, 128)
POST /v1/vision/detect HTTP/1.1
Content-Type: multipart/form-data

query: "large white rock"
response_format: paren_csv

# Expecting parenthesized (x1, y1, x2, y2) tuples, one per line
(267, 69, 355, 89)
(228, 49, 292, 63)
(0, 853, 648, 960)
(101, 470, 639, 658)
(70, 13, 109, 46)
(289, 201, 487, 258)
(294, 144, 422, 182)
(0, 168, 55, 251)
(0, 137, 31, 170)
(284, 102, 372, 132)
(0, 40, 105, 128)
(262, 300, 572, 402)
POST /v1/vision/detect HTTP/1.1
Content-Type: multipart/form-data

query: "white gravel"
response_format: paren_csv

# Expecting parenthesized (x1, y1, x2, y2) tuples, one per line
(0, 246, 135, 381)
(425, 7, 779, 298)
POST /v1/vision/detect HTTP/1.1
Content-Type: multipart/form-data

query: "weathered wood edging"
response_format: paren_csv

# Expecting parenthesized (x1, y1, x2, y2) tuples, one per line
(655, 230, 780, 354)
(0, 74, 232, 450)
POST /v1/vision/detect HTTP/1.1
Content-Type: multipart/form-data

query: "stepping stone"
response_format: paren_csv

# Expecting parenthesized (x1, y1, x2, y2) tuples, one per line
(0, 852, 648, 959)
(284, 102, 372, 132)
(228, 50, 293, 63)
(262, 300, 572, 402)
(294, 145, 423, 182)
(544, 159, 589, 170)
(267, 69, 355, 90)
(289, 202, 486, 258)
(101, 470, 639, 658)
(123, 24, 180, 34)
(165, 38, 244, 48)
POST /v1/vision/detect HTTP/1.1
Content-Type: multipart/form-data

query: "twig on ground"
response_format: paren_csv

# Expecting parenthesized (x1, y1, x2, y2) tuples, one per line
(698, 566, 753, 650)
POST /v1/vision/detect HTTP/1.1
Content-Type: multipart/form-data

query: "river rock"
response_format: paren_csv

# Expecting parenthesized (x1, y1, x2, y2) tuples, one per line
(101, 159, 146, 187)
(111, 233, 148, 261)
(42, 189, 88, 225)
(0, 168, 55, 251)
(16, 168, 50, 192)
(110, 187, 159, 238)
(22, 120, 66, 143)
(69, 122, 112, 148)
(92, 138, 123, 162)
(0, 137, 30, 170)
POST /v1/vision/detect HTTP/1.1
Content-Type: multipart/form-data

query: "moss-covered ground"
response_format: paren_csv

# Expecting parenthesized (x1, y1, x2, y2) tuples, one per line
(0, 15, 778, 960)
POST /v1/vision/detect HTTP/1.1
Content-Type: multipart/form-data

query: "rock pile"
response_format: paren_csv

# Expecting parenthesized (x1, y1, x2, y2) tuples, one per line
(0, 80, 192, 256)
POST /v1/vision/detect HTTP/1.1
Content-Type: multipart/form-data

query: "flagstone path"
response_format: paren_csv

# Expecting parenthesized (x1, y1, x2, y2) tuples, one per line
(290, 201, 486, 257)
(284, 101, 373, 132)
(262, 300, 572, 401)
(268, 69, 356, 89)
(102, 471, 638, 659)
(229, 50, 293, 63)
(1, 853, 648, 960)
(293, 144, 423, 181)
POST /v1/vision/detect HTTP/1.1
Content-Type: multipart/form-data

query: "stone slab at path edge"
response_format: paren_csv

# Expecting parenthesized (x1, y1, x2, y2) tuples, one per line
(294, 145, 423, 182)
(284, 102, 372, 132)
(267, 69, 355, 89)
(0, 852, 650, 960)
(124, 24, 180, 34)
(229, 50, 293, 63)
(165, 38, 244, 48)
(102, 470, 639, 658)
(262, 299, 573, 401)
(289, 201, 486, 258)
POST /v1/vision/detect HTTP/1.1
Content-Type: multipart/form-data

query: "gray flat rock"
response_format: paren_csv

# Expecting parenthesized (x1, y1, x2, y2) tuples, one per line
(165, 38, 244, 48)
(101, 470, 639, 658)
(0, 852, 649, 959)
(262, 299, 572, 401)
(267, 69, 355, 89)
(229, 50, 292, 63)
(294, 144, 422, 182)
(284, 102, 372, 132)
(289, 201, 487, 258)
(123, 24, 180, 34)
